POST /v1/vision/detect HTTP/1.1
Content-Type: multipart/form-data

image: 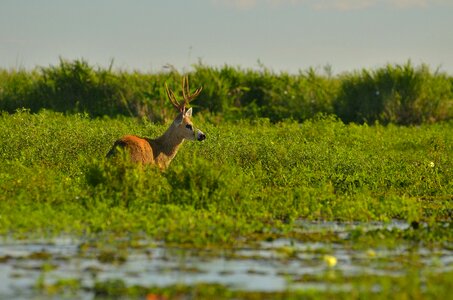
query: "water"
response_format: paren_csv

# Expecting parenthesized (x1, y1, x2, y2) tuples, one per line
(0, 220, 451, 299)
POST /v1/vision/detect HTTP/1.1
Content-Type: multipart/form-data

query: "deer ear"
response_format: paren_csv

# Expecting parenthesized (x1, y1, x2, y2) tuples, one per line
(174, 112, 184, 125)
(185, 107, 193, 117)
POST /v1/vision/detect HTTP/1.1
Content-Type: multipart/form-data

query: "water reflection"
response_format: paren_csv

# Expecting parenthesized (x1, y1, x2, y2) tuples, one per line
(0, 220, 451, 299)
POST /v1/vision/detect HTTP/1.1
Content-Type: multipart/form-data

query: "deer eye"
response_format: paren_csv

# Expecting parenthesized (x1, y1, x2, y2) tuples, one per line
(185, 124, 193, 131)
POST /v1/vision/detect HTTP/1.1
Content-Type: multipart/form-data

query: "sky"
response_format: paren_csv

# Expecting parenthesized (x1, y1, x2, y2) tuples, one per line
(1, 0, 452, 74)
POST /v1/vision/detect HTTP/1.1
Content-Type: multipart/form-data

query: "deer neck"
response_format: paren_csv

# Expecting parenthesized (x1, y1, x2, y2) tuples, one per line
(151, 123, 185, 168)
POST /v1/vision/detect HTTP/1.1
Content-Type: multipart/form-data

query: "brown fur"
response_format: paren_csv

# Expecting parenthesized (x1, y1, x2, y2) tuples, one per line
(107, 112, 204, 169)
(107, 135, 154, 164)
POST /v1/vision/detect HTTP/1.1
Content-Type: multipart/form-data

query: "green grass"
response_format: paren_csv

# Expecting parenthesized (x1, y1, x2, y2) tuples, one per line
(335, 62, 453, 125)
(1, 59, 452, 124)
(1, 60, 452, 298)
(0, 110, 451, 241)
(0, 110, 452, 298)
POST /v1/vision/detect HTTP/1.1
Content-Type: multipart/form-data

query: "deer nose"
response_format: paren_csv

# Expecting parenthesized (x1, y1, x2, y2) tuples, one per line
(198, 132, 206, 141)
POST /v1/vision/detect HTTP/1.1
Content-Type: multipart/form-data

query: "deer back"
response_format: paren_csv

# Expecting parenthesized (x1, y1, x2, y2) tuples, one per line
(107, 135, 154, 165)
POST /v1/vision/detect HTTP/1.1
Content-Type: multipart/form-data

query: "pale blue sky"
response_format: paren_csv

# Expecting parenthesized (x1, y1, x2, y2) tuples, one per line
(1, 0, 452, 74)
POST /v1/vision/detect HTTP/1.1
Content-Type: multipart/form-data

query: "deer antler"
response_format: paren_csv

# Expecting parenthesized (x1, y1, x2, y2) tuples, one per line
(165, 83, 182, 112)
(165, 76, 202, 114)
(182, 76, 203, 106)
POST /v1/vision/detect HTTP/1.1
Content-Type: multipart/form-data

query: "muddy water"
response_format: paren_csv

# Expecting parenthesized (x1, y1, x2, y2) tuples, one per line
(1, 220, 452, 299)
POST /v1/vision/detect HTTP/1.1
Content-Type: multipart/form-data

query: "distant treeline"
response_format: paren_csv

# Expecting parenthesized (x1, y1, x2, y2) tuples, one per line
(0, 59, 452, 124)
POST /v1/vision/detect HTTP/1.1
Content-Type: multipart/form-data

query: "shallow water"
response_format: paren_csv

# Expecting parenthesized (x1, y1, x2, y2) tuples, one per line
(0, 220, 452, 299)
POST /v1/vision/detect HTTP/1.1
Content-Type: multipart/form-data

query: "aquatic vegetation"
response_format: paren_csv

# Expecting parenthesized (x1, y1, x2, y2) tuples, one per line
(0, 110, 451, 298)
(0, 110, 451, 237)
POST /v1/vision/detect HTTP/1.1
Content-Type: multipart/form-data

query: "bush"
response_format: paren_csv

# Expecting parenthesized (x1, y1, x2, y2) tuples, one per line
(0, 59, 451, 124)
(193, 64, 338, 122)
(335, 62, 453, 125)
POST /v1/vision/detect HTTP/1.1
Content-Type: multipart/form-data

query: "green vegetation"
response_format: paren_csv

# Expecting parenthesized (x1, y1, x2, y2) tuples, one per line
(1, 59, 452, 124)
(0, 60, 452, 298)
(91, 272, 453, 300)
(0, 110, 451, 241)
(335, 63, 453, 125)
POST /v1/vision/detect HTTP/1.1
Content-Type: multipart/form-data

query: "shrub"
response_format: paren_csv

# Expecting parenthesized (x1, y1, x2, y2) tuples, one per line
(1, 60, 451, 125)
(335, 62, 453, 125)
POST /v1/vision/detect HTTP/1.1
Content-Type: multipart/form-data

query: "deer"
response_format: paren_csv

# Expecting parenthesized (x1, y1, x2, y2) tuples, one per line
(106, 76, 206, 169)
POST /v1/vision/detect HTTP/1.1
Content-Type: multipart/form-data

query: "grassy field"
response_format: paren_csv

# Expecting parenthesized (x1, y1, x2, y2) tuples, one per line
(1, 60, 452, 125)
(0, 109, 452, 298)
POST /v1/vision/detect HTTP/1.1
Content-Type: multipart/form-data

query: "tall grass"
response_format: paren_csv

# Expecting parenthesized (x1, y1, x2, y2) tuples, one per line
(335, 62, 453, 125)
(1, 59, 451, 124)
(192, 64, 338, 122)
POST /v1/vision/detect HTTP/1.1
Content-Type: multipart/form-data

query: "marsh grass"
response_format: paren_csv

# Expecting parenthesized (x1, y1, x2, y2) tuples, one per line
(335, 62, 453, 125)
(0, 110, 451, 299)
(1, 59, 451, 124)
(0, 110, 451, 242)
(1, 60, 452, 299)
(90, 270, 453, 300)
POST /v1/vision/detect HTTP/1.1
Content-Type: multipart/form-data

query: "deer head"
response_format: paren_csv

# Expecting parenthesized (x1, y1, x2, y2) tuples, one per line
(165, 76, 205, 142)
